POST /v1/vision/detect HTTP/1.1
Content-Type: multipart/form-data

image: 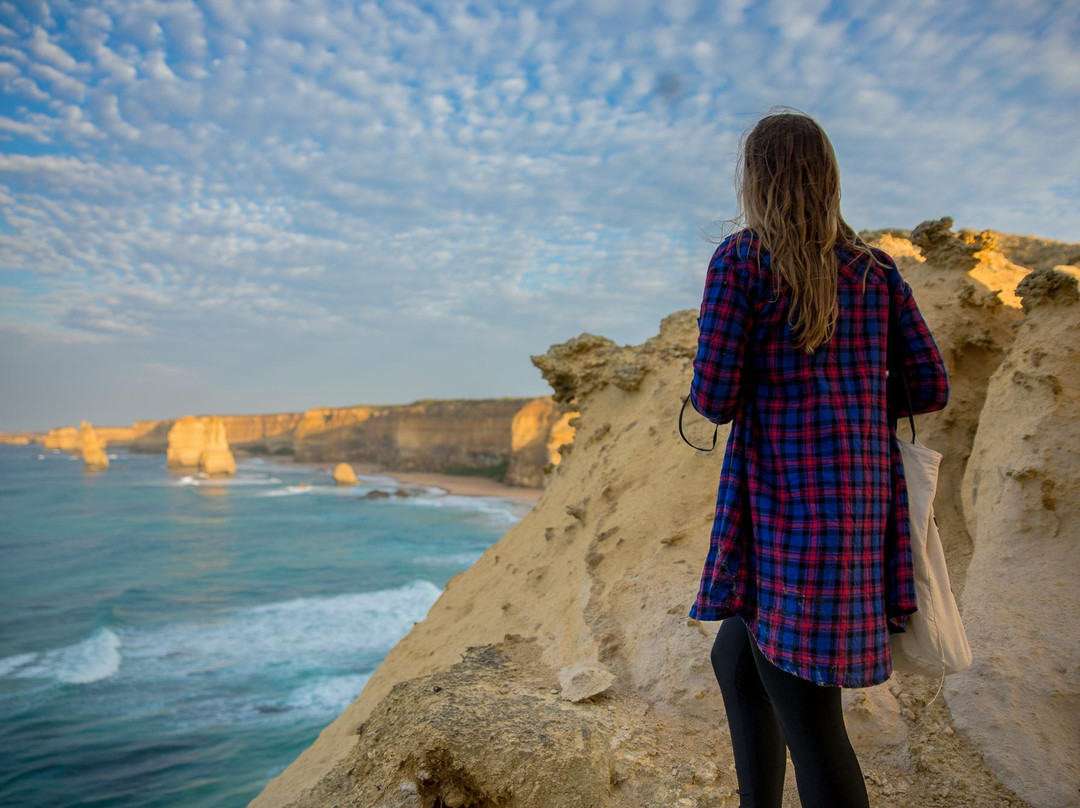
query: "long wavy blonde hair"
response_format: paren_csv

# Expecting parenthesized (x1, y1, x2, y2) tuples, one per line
(735, 110, 883, 354)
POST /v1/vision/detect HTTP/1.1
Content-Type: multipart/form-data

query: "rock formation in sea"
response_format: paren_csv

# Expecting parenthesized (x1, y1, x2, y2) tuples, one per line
(166, 416, 207, 468)
(79, 421, 109, 470)
(250, 221, 1079, 808)
(199, 416, 237, 476)
(332, 463, 357, 485)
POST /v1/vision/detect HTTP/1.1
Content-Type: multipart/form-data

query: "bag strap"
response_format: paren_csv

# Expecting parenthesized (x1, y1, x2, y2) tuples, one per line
(679, 393, 718, 452)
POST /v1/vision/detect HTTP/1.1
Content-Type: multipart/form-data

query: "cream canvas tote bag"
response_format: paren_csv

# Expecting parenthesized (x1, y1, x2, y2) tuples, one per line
(890, 436, 973, 678)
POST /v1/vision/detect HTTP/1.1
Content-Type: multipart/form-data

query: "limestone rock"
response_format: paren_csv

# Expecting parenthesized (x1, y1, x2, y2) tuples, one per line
(556, 661, 615, 702)
(332, 462, 357, 485)
(199, 417, 236, 476)
(841, 685, 906, 748)
(1015, 266, 1080, 311)
(946, 266, 1080, 808)
(288, 639, 621, 808)
(167, 416, 206, 468)
(910, 217, 980, 272)
(547, 410, 576, 467)
(505, 398, 577, 487)
(911, 218, 1035, 307)
(79, 420, 109, 470)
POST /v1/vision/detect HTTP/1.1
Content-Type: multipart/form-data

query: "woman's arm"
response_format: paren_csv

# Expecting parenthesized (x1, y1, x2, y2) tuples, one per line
(689, 235, 756, 425)
(886, 263, 949, 416)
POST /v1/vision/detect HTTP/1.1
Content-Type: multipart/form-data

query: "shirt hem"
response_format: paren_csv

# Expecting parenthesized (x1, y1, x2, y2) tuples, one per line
(689, 603, 892, 688)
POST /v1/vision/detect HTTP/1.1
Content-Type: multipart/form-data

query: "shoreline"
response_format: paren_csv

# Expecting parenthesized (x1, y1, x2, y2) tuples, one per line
(243, 455, 545, 504)
(9, 442, 548, 505)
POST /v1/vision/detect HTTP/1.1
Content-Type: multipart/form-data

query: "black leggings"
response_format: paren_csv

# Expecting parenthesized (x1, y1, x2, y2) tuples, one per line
(710, 616, 869, 808)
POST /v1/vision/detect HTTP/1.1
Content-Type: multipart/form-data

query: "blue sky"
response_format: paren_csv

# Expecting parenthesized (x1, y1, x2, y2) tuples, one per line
(1, 0, 1078, 431)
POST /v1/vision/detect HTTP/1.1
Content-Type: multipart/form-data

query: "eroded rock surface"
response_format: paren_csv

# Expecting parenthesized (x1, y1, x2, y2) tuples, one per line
(946, 269, 1080, 808)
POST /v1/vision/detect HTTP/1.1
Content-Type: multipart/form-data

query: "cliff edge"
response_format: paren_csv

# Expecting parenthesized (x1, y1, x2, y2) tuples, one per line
(250, 222, 1079, 808)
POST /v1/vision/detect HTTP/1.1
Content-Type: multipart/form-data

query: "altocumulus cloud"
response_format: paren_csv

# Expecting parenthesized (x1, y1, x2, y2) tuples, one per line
(0, 0, 1077, 430)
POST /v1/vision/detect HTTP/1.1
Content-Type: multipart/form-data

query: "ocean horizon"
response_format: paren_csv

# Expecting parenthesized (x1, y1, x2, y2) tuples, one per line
(0, 444, 530, 807)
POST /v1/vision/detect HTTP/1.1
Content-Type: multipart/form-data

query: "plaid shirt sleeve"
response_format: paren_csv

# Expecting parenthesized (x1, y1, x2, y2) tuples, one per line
(689, 236, 756, 425)
(883, 256, 949, 416)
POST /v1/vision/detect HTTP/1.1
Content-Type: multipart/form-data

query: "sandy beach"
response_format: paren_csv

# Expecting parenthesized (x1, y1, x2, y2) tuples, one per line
(246, 455, 545, 504)
(350, 462, 545, 503)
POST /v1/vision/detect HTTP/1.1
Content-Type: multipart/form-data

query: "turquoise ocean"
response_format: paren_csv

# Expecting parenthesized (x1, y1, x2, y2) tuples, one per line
(0, 444, 530, 807)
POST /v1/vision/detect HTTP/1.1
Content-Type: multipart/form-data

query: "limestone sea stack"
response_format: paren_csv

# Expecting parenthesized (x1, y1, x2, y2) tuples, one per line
(79, 421, 109, 470)
(199, 417, 236, 476)
(332, 462, 357, 485)
(166, 416, 207, 468)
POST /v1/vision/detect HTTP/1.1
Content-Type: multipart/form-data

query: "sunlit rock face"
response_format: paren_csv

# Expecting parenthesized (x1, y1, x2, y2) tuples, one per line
(166, 416, 207, 468)
(79, 421, 109, 470)
(43, 425, 78, 452)
(505, 397, 577, 488)
(199, 416, 236, 477)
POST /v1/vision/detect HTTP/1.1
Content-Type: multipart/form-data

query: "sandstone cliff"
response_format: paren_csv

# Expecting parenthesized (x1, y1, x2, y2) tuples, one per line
(250, 221, 1079, 808)
(43, 425, 78, 452)
(0, 432, 40, 445)
(946, 267, 1080, 807)
(127, 398, 564, 486)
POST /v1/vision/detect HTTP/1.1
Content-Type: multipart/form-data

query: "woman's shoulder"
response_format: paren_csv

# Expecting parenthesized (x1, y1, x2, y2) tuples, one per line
(835, 237, 894, 265)
(836, 239, 903, 288)
(711, 228, 765, 266)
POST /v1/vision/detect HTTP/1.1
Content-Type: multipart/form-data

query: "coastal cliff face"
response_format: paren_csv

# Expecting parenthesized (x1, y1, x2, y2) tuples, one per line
(251, 222, 1079, 808)
(125, 398, 565, 486)
(505, 397, 577, 487)
(135, 413, 302, 455)
(289, 399, 547, 472)
(39, 424, 134, 451)
(34, 398, 563, 487)
(43, 426, 78, 451)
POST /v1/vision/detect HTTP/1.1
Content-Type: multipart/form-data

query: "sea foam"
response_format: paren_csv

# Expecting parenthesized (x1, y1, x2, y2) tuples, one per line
(3, 628, 122, 684)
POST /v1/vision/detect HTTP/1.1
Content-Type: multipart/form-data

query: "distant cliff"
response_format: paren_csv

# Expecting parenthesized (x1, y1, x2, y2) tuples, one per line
(34, 397, 574, 487)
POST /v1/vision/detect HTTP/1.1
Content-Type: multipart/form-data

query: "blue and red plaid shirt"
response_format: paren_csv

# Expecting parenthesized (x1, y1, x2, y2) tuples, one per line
(687, 230, 949, 687)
